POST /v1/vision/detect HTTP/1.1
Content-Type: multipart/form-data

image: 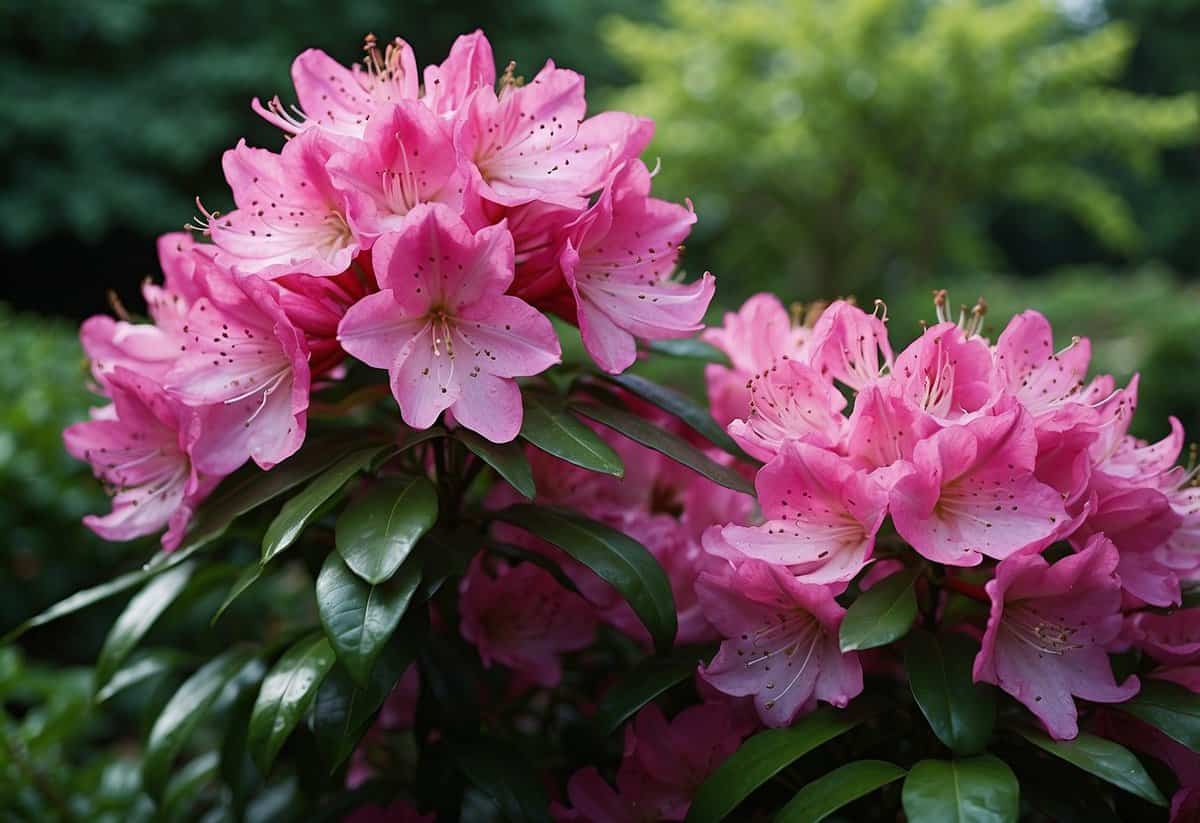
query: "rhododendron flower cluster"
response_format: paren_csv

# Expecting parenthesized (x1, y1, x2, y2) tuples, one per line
(46, 23, 1200, 823)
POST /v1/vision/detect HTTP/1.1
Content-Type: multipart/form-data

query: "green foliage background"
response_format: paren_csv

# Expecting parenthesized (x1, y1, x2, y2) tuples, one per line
(2, 0, 1200, 818)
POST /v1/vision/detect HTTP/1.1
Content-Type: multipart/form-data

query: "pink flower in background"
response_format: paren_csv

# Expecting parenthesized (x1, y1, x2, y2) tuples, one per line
(892, 321, 994, 422)
(805, 300, 893, 391)
(974, 535, 1139, 740)
(165, 267, 311, 474)
(727, 359, 846, 461)
(459, 556, 596, 688)
(991, 310, 1092, 417)
(1156, 468, 1200, 584)
(64, 369, 219, 550)
(697, 561, 863, 727)
(890, 406, 1068, 566)
(343, 800, 433, 823)
(560, 160, 711, 373)
(208, 131, 362, 277)
(337, 204, 560, 442)
(273, 267, 373, 376)
(718, 443, 887, 584)
(1125, 609, 1200, 666)
(552, 765, 673, 823)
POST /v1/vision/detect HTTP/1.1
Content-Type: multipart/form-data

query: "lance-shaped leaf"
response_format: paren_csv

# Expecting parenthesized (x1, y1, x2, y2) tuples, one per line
(519, 391, 623, 476)
(1015, 727, 1166, 807)
(906, 630, 995, 755)
(646, 338, 731, 365)
(496, 504, 676, 653)
(687, 706, 874, 823)
(212, 564, 265, 626)
(572, 402, 754, 495)
(775, 759, 906, 823)
(95, 560, 197, 692)
(142, 646, 259, 798)
(162, 751, 220, 821)
(336, 474, 438, 584)
(453, 739, 552, 823)
(594, 655, 699, 736)
(247, 633, 337, 773)
(598, 371, 747, 460)
(317, 552, 421, 686)
(901, 756, 1019, 823)
(839, 565, 920, 652)
(261, 446, 384, 564)
(1117, 679, 1200, 752)
(456, 429, 536, 499)
(95, 649, 189, 704)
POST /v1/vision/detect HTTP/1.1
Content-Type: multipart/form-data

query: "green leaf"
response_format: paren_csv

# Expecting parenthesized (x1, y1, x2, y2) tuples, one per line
(95, 649, 187, 704)
(646, 338, 731, 365)
(1117, 679, 1200, 752)
(162, 751, 220, 821)
(313, 636, 417, 771)
(839, 565, 920, 652)
(905, 630, 995, 755)
(94, 560, 197, 692)
(496, 504, 676, 653)
(456, 429, 536, 499)
(599, 371, 748, 460)
(594, 656, 698, 736)
(212, 564, 265, 626)
(687, 706, 873, 823)
(336, 474, 438, 584)
(519, 391, 623, 476)
(452, 739, 552, 823)
(142, 646, 258, 798)
(316, 552, 421, 686)
(261, 446, 383, 564)
(775, 759, 906, 823)
(1015, 727, 1166, 806)
(901, 756, 1019, 823)
(247, 633, 337, 773)
(572, 402, 755, 495)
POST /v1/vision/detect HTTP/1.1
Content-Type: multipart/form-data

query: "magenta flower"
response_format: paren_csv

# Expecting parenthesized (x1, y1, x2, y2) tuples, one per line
(890, 405, 1068, 566)
(1126, 609, 1200, 666)
(164, 267, 311, 475)
(805, 300, 893, 391)
(842, 383, 940, 488)
(727, 359, 846, 461)
(719, 443, 887, 584)
(992, 310, 1092, 417)
(208, 131, 362, 277)
(974, 535, 1139, 740)
(336, 204, 560, 442)
(696, 561, 863, 727)
(560, 160, 713, 373)
(421, 30, 495, 119)
(64, 369, 219, 550)
(892, 321, 995, 422)
(458, 556, 596, 688)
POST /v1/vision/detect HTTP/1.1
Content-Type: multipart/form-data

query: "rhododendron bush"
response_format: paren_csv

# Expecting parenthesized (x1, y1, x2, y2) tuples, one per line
(12, 27, 1200, 823)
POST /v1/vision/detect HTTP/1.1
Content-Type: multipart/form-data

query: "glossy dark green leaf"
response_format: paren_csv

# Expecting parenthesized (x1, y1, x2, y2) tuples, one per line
(95, 649, 187, 704)
(687, 706, 872, 823)
(142, 646, 258, 798)
(316, 552, 421, 686)
(572, 402, 755, 495)
(247, 633, 337, 773)
(839, 565, 920, 652)
(336, 474, 438, 584)
(95, 560, 197, 692)
(219, 684, 261, 818)
(313, 636, 417, 771)
(646, 338, 731, 365)
(594, 656, 698, 736)
(775, 759, 906, 823)
(453, 739, 552, 823)
(211, 564, 265, 626)
(1117, 679, 1200, 752)
(519, 391, 623, 476)
(456, 429, 536, 498)
(496, 504, 676, 653)
(261, 446, 384, 563)
(1016, 727, 1166, 806)
(599, 371, 748, 459)
(901, 756, 1019, 823)
(162, 751, 219, 821)
(905, 630, 995, 754)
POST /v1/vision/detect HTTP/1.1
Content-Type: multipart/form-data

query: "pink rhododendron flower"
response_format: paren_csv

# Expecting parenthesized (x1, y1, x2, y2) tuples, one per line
(165, 266, 311, 474)
(842, 383, 940, 488)
(64, 369, 220, 550)
(991, 310, 1092, 417)
(1125, 609, 1200, 666)
(337, 204, 560, 442)
(459, 556, 596, 687)
(718, 442, 887, 584)
(207, 131, 363, 277)
(551, 765, 672, 823)
(891, 321, 995, 422)
(727, 359, 846, 461)
(697, 560, 863, 727)
(973, 535, 1139, 740)
(805, 299, 893, 391)
(560, 160, 712, 373)
(890, 406, 1068, 566)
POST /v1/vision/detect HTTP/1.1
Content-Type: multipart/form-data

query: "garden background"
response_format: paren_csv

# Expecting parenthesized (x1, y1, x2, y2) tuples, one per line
(2, 0, 1200, 817)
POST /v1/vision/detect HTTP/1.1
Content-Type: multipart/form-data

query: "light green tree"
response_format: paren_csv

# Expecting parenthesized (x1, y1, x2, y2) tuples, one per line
(606, 0, 1199, 300)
